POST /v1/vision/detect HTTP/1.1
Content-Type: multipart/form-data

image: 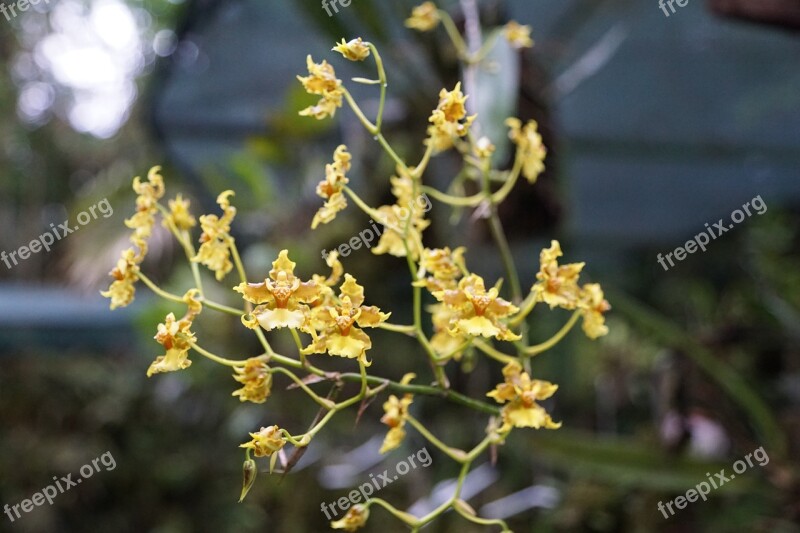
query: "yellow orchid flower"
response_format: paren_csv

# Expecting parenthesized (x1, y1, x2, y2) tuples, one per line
(239, 425, 287, 458)
(578, 283, 611, 339)
(332, 37, 371, 62)
(312, 145, 351, 229)
(146, 290, 202, 377)
(531, 240, 584, 310)
(507, 118, 547, 183)
(234, 249, 322, 331)
(331, 504, 369, 531)
(303, 275, 390, 366)
(380, 393, 414, 453)
(232, 358, 273, 404)
(101, 247, 140, 310)
(165, 193, 196, 231)
(297, 55, 344, 120)
(432, 274, 520, 341)
(405, 2, 440, 32)
(487, 361, 561, 429)
(427, 83, 477, 153)
(372, 176, 430, 261)
(124, 165, 165, 260)
(503, 21, 534, 49)
(192, 190, 236, 281)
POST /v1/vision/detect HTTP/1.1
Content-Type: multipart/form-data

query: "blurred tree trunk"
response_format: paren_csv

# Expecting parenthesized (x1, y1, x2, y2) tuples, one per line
(708, 0, 800, 30)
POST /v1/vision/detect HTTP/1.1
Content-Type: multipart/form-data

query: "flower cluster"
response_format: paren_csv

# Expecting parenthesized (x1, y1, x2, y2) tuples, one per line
(297, 55, 344, 120)
(532, 240, 611, 339)
(507, 117, 547, 183)
(232, 358, 273, 404)
(235, 249, 323, 331)
(147, 289, 202, 377)
(312, 145, 352, 229)
(427, 83, 476, 153)
(192, 190, 237, 281)
(102, 167, 165, 309)
(487, 361, 560, 430)
(371, 174, 430, 261)
(302, 275, 390, 366)
(106, 4, 613, 532)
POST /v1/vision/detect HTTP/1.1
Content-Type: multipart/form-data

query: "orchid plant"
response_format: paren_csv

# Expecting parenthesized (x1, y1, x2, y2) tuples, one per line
(104, 3, 610, 531)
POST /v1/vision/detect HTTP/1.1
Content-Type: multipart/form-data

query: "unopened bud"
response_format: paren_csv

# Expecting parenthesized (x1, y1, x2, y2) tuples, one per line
(239, 458, 257, 503)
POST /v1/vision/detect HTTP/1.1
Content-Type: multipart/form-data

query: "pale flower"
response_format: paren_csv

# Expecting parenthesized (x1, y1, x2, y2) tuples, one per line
(503, 21, 534, 49)
(298, 55, 344, 120)
(192, 190, 237, 281)
(234, 250, 322, 331)
(487, 361, 561, 429)
(507, 118, 547, 183)
(332, 37, 371, 61)
(405, 2, 440, 32)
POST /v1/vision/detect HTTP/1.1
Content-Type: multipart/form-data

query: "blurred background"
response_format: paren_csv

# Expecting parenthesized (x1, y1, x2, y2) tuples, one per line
(1, 0, 799, 531)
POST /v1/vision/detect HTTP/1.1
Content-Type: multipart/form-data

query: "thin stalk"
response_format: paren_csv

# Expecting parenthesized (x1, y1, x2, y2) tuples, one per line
(270, 366, 335, 409)
(367, 43, 387, 132)
(524, 310, 581, 356)
(473, 339, 517, 364)
(189, 341, 247, 367)
(342, 87, 377, 133)
(406, 415, 467, 462)
(378, 323, 417, 335)
(137, 272, 185, 304)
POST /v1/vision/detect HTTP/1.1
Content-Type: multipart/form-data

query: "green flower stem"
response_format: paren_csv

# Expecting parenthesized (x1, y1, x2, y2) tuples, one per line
(377, 322, 417, 335)
(188, 341, 247, 368)
(342, 87, 377, 133)
(367, 43, 388, 132)
(490, 153, 524, 205)
(260, 351, 498, 413)
(508, 289, 536, 328)
(270, 366, 335, 409)
(333, 361, 369, 410)
(298, 405, 338, 443)
(473, 339, 517, 365)
(365, 498, 418, 525)
(200, 298, 244, 317)
(227, 236, 249, 289)
(250, 327, 273, 356)
(422, 185, 486, 207)
(137, 272, 185, 304)
(406, 415, 467, 462)
(470, 28, 502, 65)
(524, 310, 581, 357)
(279, 429, 306, 447)
(181, 229, 205, 298)
(415, 498, 457, 528)
(156, 202, 205, 297)
(376, 132, 411, 174)
(411, 142, 435, 179)
(420, 156, 521, 208)
(480, 165, 522, 308)
(438, 9, 470, 60)
(405, 247, 449, 389)
(342, 186, 389, 227)
(454, 505, 511, 529)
